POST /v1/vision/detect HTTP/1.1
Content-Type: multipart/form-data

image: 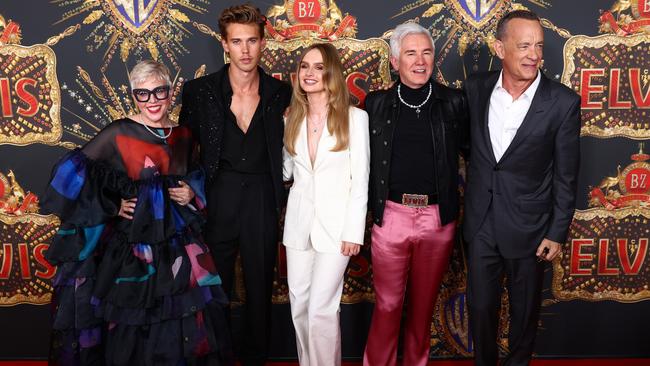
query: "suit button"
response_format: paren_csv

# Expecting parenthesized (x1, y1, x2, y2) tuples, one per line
(372, 129, 377, 134)
(387, 119, 391, 124)
(383, 140, 388, 146)
(380, 179, 385, 185)
(379, 199, 383, 203)
(375, 218, 379, 223)
(382, 160, 387, 165)
(241, 157, 246, 161)
(488, 189, 493, 193)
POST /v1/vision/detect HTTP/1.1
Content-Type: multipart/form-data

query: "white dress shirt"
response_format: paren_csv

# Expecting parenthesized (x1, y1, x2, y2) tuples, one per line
(488, 71, 541, 162)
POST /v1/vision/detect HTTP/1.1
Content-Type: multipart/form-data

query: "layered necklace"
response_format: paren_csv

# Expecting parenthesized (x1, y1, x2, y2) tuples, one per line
(133, 116, 173, 139)
(307, 113, 328, 134)
(397, 82, 432, 118)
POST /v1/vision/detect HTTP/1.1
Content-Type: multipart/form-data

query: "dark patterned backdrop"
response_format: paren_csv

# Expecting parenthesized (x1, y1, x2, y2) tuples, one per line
(0, 0, 648, 360)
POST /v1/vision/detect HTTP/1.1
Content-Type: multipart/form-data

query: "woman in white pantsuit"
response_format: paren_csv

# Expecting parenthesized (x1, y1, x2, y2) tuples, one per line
(282, 43, 370, 366)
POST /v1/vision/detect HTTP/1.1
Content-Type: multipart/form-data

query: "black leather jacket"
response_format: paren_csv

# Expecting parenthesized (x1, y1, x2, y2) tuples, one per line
(366, 80, 469, 226)
(178, 65, 292, 212)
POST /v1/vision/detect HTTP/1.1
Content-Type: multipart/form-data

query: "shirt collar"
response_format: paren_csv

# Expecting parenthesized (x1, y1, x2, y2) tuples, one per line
(494, 70, 541, 100)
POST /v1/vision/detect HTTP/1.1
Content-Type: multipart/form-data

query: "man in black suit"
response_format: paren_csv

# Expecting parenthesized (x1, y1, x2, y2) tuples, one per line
(463, 10, 580, 366)
(178, 4, 291, 365)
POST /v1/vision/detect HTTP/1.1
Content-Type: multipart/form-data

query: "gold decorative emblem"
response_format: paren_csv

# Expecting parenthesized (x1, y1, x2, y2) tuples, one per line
(46, 1, 211, 147)
(104, 0, 168, 36)
(265, 0, 357, 41)
(0, 41, 62, 146)
(447, 0, 509, 30)
(552, 207, 650, 302)
(49, 0, 207, 71)
(561, 33, 650, 139)
(599, 0, 650, 35)
(589, 144, 650, 209)
(0, 14, 22, 45)
(285, 0, 328, 26)
(388, 1, 569, 86)
(553, 143, 650, 303)
(0, 170, 39, 215)
(0, 213, 59, 306)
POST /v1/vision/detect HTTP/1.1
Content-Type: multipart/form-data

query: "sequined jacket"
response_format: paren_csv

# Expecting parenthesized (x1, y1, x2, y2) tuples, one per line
(178, 64, 292, 212)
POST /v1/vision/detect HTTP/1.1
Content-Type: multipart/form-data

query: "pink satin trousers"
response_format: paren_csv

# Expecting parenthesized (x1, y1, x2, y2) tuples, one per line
(364, 201, 456, 366)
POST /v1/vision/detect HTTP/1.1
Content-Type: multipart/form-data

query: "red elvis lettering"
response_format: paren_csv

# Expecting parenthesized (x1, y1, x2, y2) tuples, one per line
(0, 77, 40, 118)
(0, 243, 56, 280)
(569, 238, 648, 276)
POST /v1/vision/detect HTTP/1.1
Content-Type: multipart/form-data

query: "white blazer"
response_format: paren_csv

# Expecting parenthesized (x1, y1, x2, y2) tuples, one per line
(282, 106, 370, 253)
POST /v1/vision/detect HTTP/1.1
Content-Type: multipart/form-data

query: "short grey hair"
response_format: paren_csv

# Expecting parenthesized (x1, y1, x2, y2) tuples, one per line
(389, 22, 435, 57)
(129, 60, 172, 89)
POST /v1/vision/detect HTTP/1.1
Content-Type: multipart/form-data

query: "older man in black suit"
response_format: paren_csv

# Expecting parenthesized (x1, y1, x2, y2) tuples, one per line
(463, 10, 581, 366)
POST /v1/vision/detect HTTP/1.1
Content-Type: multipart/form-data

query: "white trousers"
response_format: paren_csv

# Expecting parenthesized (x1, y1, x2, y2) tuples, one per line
(286, 244, 351, 366)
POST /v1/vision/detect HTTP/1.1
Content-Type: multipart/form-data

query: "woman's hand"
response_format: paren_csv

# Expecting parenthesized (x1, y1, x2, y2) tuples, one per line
(341, 241, 361, 256)
(118, 198, 137, 219)
(169, 180, 195, 206)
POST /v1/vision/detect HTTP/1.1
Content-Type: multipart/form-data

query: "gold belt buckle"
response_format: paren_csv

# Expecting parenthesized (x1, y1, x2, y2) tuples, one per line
(402, 193, 428, 208)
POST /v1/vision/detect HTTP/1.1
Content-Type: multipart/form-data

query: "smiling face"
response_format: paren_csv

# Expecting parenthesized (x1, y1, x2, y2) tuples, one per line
(495, 18, 544, 85)
(298, 48, 327, 98)
(132, 78, 171, 125)
(391, 33, 434, 89)
(221, 23, 265, 74)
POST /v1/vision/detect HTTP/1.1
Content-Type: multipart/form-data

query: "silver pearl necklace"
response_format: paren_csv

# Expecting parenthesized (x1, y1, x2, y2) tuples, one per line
(397, 82, 432, 118)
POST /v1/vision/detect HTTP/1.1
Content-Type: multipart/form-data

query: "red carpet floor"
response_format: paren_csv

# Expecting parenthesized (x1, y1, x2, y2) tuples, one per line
(2, 360, 649, 365)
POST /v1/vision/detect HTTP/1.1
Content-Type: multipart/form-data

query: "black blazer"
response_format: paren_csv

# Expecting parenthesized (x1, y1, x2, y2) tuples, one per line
(463, 71, 581, 258)
(178, 64, 292, 212)
(366, 80, 469, 227)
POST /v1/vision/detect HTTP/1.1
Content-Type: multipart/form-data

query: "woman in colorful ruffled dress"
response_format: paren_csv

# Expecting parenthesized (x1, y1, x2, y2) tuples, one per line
(42, 60, 232, 366)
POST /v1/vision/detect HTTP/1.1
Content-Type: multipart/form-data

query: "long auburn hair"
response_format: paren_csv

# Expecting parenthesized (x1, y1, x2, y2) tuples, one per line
(284, 43, 350, 156)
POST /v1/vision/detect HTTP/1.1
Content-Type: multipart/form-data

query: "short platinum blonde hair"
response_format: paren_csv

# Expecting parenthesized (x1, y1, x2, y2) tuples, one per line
(389, 22, 435, 57)
(129, 60, 172, 89)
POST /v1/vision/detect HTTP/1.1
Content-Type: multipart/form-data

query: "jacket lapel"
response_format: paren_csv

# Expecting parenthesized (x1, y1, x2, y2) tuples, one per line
(296, 117, 311, 169)
(499, 73, 555, 162)
(313, 120, 333, 171)
(480, 73, 499, 164)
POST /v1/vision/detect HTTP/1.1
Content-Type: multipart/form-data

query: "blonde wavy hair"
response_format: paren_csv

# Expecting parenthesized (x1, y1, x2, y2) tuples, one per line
(284, 43, 350, 156)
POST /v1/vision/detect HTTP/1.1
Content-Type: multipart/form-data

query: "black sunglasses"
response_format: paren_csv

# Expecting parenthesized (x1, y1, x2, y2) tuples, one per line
(132, 86, 170, 102)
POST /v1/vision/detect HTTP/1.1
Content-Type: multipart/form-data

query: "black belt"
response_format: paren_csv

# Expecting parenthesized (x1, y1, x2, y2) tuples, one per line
(388, 190, 438, 206)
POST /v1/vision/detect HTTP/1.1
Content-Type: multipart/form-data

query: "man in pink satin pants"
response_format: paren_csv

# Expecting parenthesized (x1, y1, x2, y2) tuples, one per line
(363, 22, 469, 366)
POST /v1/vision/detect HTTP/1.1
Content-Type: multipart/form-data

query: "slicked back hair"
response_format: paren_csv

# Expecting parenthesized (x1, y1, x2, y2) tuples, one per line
(495, 10, 540, 41)
(389, 22, 434, 57)
(218, 3, 266, 40)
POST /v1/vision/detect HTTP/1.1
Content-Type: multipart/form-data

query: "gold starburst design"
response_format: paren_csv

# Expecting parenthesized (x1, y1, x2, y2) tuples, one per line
(389, 1, 569, 85)
(46, 1, 212, 147)
(51, 0, 209, 72)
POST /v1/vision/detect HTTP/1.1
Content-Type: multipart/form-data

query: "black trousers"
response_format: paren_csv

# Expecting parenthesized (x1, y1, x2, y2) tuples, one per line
(467, 210, 544, 366)
(205, 171, 278, 366)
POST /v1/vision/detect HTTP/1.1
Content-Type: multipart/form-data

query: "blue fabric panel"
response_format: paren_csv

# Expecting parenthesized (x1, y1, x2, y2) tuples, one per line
(50, 156, 86, 200)
(184, 169, 206, 206)
(151, 181, 164, 220)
